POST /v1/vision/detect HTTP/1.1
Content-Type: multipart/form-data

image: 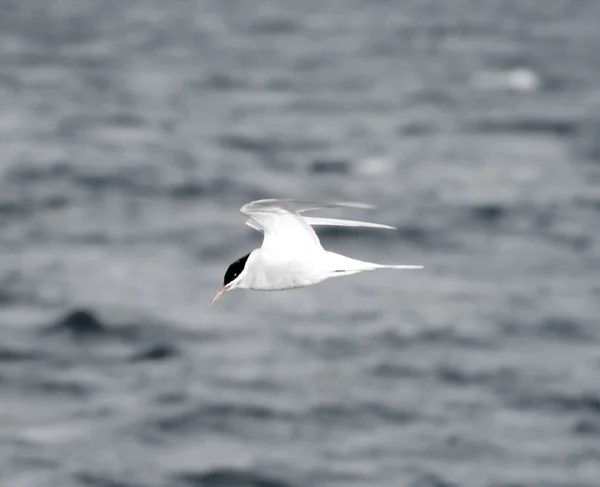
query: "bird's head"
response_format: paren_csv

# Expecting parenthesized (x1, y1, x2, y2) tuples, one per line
(210, 252, 252, 305)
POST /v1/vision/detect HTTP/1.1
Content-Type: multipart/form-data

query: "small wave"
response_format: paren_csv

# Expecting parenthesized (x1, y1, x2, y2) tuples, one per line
(308, 158, 351, 175)
(41, 308, 152, 343)
(250, 17, 300, 35)
(468, 203, 506, 224)
(501, 316, 596, 343)
(369, 361, 423, 379)
(436, 365, 517, 388)
(466, 117, 577, 137)
(198, 72, 249, 91)
(154, 403, 292, 434)
(25, 377, 93, 398)
(130, 343, 178, 362)
(0, 199, 28, 217)
(376, 328, 495, 350)
(399, 120, 439, 137)
(574, 115, 600, 163)
(310, 401, 415, 426)
(395, 224, 448, 249)
(105, 112, 146, 128)
(0, 345, 44, 362)
(219, 133, 328, 155)
(6, 160, 71, 182)
(572, 418, 600, 436)
(168, 177, 252, 200)
(219, 134, 278, 154)
(515, 392, 600, 415)
(71, 170, 152, 194)
(45, 309, 108, 337)
(545, 393, 600, 414)
(74, 472, 140, 487)
(537, 316, 596, 342)
(175, 468, 293, 487)
(408, 473, 462, 487)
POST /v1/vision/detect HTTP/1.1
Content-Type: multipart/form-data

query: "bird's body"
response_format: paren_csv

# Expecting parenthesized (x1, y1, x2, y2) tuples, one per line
(210, 198, 423, 304)
(238, 249, 376, 291)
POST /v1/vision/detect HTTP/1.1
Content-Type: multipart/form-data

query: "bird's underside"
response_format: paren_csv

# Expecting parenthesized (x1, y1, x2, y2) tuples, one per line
(209, 199, 423, 304)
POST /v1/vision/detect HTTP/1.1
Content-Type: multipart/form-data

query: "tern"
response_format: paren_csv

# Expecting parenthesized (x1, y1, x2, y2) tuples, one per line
(210, 199, 423, 304)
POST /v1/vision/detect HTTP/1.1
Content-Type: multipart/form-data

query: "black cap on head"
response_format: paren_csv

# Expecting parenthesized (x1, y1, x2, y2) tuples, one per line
(224, 252, 250, 286)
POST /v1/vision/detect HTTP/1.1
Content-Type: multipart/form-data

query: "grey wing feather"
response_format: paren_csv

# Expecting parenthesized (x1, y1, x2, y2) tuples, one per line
(241, 199, 393, 235)
(245, 216, 394, 232)
(243, 199, 375, 214)
(302, 217, 395, 229)
(245, 219, 262, 231)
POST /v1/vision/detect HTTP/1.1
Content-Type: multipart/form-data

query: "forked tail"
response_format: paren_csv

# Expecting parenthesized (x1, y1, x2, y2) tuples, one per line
(377, 264, 423, 270)
(325, 252, 423, 276)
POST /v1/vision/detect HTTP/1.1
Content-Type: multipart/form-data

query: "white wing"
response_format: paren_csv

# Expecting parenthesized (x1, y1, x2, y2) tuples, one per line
(244, 199, 376, 213)
(240, 199, 395, 254)
(302, 217, 395, 229)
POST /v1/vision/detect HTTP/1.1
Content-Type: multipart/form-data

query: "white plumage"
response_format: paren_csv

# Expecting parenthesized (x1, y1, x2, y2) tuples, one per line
(210, 199, 423, 304)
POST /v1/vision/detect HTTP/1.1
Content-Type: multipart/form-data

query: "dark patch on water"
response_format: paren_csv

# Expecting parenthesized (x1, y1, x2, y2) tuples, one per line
(516, 392, 600, 415)
(105, 113, 146, 128)
(468, 203, 506, 225)
(289, 334, 364, 360)
(32, 378, 92, 398)
(250, 17, 300, 35)
(131, 343, 178, 362)
(155, 391, 187, 405)
(219, 133, 328, 154)
(436, 365, 517, 389)
(0, 345, 43, 362)
(572, 417, 600, 436)
(7, 161, 71, 182)
(75, 472, 142, 487)
(169, 181, 210, 199)
(575, 195, 600, 211)
(537, 316, 595, 342)
(405, 88, 456, 108)
(45, 309, 107, 337)
(308, 158, 350, 174)
(408, 473, 461, 487)
(199, 72, 249, 91)
(175, 468, 293, 487)
(468, 117, 578, 137)
(369, 361, 424, 379)
(574, 116, 600, 162)
(394, 224, 456, 250)
(169, 177, 266, 202)
(154, 403, 292, 434)
(311, 401, 416, 426)
(376, 328, 496, 350)
(41, 309, 177, 345)
(399, 120, 439, 136)
(309, 225, 398, 244)
(501, 316, 595, 343)
(0, 200, 28, 217)
(219, 134, 278, 154)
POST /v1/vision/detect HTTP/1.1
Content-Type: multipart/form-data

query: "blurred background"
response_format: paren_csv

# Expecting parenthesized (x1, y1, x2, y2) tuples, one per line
(1, 0, 600, 486)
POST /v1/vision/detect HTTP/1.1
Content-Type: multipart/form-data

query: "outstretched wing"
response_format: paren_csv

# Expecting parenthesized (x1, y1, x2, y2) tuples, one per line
(302, 217, 395, 230)
(241, 199, 394, 254)
(241, 199, 324, 253)
(245, 199, 375, 213)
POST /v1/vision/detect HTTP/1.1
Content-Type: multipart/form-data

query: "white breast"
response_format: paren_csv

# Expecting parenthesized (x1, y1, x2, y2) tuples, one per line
(243, 249, 329, 291)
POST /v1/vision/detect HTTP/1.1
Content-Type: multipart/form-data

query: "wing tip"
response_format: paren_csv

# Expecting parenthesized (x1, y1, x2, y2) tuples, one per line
(241, 198, 377, 213)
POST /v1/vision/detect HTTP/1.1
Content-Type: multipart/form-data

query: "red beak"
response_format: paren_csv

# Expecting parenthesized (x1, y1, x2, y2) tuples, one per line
(210, 283, 233, 305)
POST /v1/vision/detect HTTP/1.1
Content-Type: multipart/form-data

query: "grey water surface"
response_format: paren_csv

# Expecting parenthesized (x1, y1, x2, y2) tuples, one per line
(1, 1, 600, 486)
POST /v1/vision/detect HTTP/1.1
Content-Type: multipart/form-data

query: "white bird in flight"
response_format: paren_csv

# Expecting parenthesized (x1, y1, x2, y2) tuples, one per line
(210, 199, 423, 304)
